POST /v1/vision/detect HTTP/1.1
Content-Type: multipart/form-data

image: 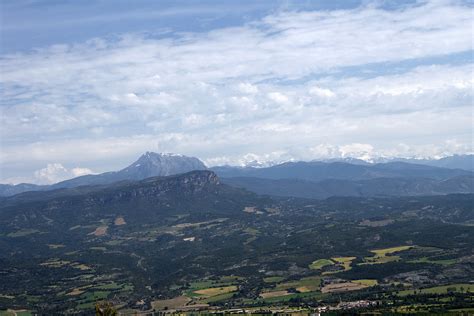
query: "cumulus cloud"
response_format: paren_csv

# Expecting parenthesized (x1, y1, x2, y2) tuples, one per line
(309, 86, 335, 98)
(237, 82, 259, 94)
(33, 163, 94, 185)
(0, 1, 473, 181)
(267, 92, 289, 104)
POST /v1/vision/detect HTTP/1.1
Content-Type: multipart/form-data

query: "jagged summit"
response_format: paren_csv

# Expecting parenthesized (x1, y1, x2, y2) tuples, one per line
(120, 152, 207, 179)
(0, 152, 209, 195)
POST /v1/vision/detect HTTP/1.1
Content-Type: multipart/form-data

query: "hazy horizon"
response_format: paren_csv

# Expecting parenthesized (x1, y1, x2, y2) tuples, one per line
(1, 151, 473, 185)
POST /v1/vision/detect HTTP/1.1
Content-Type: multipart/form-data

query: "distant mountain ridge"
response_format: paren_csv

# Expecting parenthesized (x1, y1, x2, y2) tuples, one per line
(0, 170, 266, 225)
(390, 154, 474, 171)
(211, 161, 471, 182)
(321, 154, 474, 171)
(1, 153, 472, 198)
(222, 175, 474, 199)
(0, 152, 207, 196)
(212, 160, 474, 199)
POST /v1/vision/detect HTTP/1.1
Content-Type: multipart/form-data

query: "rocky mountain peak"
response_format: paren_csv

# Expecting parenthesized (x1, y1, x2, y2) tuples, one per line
(120, 152, 207, 179)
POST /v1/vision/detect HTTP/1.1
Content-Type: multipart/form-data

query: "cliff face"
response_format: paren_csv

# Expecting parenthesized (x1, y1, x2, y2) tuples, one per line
(0, 170, 262, 226)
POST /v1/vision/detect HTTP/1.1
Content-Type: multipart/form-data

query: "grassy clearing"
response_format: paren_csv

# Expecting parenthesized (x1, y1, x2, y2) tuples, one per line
(66, 288, 85, 296)
(79, 291, 109, 301)
(321, 282, 368, 293)
(263, 276, 285, 283)
(408, 257, 457, 266)
(359, 219, 394, 227)
(243, 227, 259, 235)
(309, 259, 334, 270)
(47, 244, 65, 249)
(7, 229, 40, 238)
(203, 292, 236, 303)
(371, 245, 413, 256)
(105, 239, 124, 246)
(40, 259, 71, 268)
(193, 285, 237, 297)
(71, 263, 92, 270)
(396, 284, 474, 296)
(0, 310, 32, 316)
(189, 280, 215, 290)
(90, 246, 107, 251)
(275, 276, 321, 293)
(352, 279, 378, 286)
(363, 245, 413, 264)
(260, 290, 290, 299)
(332, 256, 357, 271)
(186, 277, 240, 298)
(243, 228, 260, 244)
(261, 291, 326, 303)
(449, 308, 474, 313)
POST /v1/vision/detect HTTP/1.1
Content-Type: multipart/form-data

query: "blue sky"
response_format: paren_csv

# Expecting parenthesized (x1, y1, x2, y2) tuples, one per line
(0, 0, 473, 184)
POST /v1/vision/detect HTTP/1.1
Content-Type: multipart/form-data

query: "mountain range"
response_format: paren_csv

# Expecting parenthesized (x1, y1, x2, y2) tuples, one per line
(0, 153, 473, 313)
(0, 152, 206, 196)
(0, 152, 472, 198)
(0, 170, 262, 225)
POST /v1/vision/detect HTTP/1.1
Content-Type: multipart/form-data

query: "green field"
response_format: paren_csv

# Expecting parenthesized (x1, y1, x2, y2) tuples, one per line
(352, 279, 378, 286)
(274, 276, 321, 293)
(408, 257, 457, 266)
(263, 276, 285, 283)
(7, 229, 40, 238)
(309, 259, 333, 270)
(261, 290, 327, 303)
(0, 311, 32, 316)
(397, 284, 474, 296)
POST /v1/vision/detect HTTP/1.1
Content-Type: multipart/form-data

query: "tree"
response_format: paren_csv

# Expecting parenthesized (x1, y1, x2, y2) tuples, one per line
(95, 301, 118, 316)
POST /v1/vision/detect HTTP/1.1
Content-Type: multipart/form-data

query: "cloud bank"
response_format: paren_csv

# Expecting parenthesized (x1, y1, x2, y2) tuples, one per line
(0, 0, 472, 183)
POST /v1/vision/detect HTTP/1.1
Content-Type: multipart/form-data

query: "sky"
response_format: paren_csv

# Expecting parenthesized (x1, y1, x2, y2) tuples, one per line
(0, 0, 473, 184)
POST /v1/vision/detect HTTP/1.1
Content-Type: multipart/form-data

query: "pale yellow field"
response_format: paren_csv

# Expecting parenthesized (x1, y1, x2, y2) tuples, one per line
(66, 288, 85, 296)
(72, 263, 92, 270)
(296, 286, 311, 293)
(364, 245, 413, 264)
(193, 285, 237, 297)
(352, 279, 378, 286)
(275, 276, 321, 292)
(332, 256, 357, 271)
(371, 245, 413, 256)
(321, 282, 368, 293)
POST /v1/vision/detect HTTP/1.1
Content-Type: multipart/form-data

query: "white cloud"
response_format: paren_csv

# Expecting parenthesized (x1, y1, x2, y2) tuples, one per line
(309, 86, 335, 98)
(0, 1, 473, 181)
(237, 82, 259, 94)
(71, 167, 94, 177)
(33, 163, 94, 185)
(267, 92, 289, 104)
